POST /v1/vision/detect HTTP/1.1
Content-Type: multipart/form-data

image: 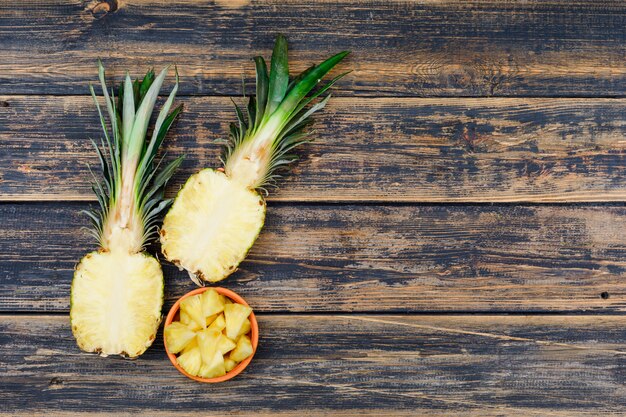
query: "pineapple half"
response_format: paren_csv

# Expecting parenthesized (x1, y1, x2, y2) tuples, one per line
(70, 62, 183, 357)
(161, 34, 349, 284)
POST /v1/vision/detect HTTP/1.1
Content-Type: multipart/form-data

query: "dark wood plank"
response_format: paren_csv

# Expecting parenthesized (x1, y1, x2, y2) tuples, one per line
(3, 96, 626, 202)
(1, 1, 626, 97)
(2, 202, 625, 313)
(1, 314, 624, 415)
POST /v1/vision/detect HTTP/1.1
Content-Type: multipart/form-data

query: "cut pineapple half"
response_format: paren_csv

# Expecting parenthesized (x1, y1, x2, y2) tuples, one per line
(160, 35, 349, 285)
(161, 169, 265, 284)
(71, 250, 163, 357)
(70, 63, 182, 358)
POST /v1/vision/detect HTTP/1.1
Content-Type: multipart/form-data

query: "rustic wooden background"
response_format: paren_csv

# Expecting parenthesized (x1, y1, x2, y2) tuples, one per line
(1, 0, 626, 415)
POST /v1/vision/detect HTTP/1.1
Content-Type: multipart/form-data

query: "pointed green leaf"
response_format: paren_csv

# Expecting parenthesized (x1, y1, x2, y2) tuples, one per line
(254, 56, 269, 125)
(246, 96, 256, 131)
(274, 50, 349, 123)
(291, 71, 350, 121)
(138, 68, 155, 105)
(136, 69, 179, 185)
(126, 66, 169, 161)
(97, 60, 116, 131)
(123, 72, 135, 144)
(141, 155, 184, 210)
(265, 34, 289, 117)
(278, 94, 331, 143)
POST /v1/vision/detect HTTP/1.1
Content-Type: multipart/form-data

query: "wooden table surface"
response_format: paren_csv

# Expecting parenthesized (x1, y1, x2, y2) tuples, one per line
(2, 1, 626, 415)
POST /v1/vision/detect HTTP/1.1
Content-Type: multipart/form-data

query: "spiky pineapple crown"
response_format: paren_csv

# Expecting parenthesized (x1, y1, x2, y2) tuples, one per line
(221, 34, 350, 194)
(84, 61, 183, 253)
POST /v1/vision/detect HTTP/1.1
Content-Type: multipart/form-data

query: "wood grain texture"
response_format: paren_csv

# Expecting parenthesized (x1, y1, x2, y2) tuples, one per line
(1, 1, 626, 97)
(3, 96, 626, 202)
(1, 314, 625, 416)
(2, 202, 624, 313)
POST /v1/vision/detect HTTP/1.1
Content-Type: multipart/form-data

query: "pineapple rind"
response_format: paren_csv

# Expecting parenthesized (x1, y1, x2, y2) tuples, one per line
(161, 168, 266, 283)
(70, 250, 163, 358)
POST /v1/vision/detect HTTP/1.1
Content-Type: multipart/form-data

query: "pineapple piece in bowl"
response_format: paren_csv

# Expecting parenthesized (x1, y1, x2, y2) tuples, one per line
(163, 287, 258, 383)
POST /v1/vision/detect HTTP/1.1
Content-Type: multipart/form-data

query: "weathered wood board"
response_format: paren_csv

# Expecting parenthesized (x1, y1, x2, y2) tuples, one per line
(1, 1, 626, 97)
(2, 0, 626, 415)
(2, 202, 624, 313)
(3, 96, 626, 202)
(1, 315, 624, 416)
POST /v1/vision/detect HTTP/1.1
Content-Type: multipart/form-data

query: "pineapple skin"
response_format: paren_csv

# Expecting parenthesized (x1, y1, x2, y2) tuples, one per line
(70, 250, 164, 358)
(160, 168, 266, 284)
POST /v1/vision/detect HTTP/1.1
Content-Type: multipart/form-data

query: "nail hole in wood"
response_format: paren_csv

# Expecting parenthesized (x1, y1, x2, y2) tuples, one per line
(600, 291, 609, 300)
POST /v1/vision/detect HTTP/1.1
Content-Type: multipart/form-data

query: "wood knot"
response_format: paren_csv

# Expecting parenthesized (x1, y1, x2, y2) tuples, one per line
(0, 101, 8, 107)
(521, 160, 551, 179)
(91, 0, 119, 18)
(49, 377, 63, 386)
(453, 122, 492, 152)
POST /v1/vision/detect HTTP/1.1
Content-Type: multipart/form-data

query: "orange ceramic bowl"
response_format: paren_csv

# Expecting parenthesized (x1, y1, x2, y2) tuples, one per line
(164, 287, 258, 383)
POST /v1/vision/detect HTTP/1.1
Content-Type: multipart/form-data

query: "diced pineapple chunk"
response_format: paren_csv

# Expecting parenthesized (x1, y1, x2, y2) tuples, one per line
(230, 334, 253, 362)
(205, 313, 218, 327)
(224, 303, 252, 340)
(164, 322, 197, 354)
(208, 313, 226, 332)
(198, 349, 226, 378)
(202, 289, 225, 317)
(172, 294, 254, 378)
(180, 294, 205, 329)
(237, 318, 251, 337)
(177, 346, 202, 376)
(224, 357, 237, 373)
(217, 335, 237, 355)
(197, 328, 221, 365)
(180, 309, 203, 331)
(180, 337, 198, 354)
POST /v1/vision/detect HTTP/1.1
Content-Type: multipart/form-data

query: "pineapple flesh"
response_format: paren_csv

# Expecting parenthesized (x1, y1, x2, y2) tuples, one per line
(161, 35, 349, 284)
(70, 62, 183, 358)
(162, 169, 265, 284)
